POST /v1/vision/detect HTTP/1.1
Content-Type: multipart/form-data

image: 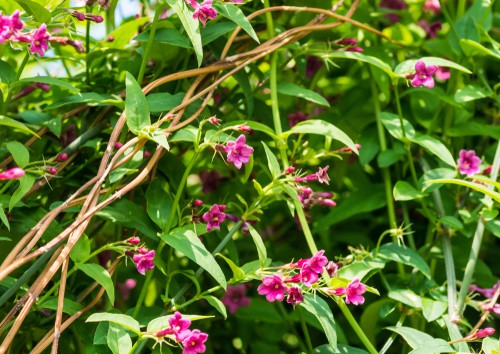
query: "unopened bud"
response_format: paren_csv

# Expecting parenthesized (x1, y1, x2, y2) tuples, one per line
(218, 204, 227, 212)
(191, 199, 203, 208)
(338, 38, 358, 46)
(48, 167, 57, 175)
(143, 150, 151, 158)
(107, 35, 114, 42)
(127, 237, 140, 245)
(85, 14, 104, 23)
(476, 327, 495, 339)
(56, 152, 68, 162)
(114, 142, 123, 150)
(238, 124, 251, 133)
(70, 10, 86, 21)
(209, 116, 220, 125)
(285, 166, 295, 174)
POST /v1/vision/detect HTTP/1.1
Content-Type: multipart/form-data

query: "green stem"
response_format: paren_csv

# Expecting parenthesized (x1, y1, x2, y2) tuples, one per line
(298, 306, 314, 354)
(130, 338, 144, 353)
(337, 300, 378, 354)
(2, 50, 30, 115)
(85, 18, 91, 85)
(457, 140, 500, 317)
(133, 152, 199, 317)
(457, 0, 467, 19)
(137, 5, 163, 84)
(263, 0, 288, 168)
(379, 312, 406, 354)
(294, 202, 318, 254)
(393, 82, 406, 139)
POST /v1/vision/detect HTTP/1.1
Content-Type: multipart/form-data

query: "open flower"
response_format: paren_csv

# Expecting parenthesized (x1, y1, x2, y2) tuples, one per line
(0, 167, 25, 180)
(29, 23, 50, 56)
(457, 149, 481, 176)
(132, 248, 155, 275)
(186, 0, 217, 27)
(169, 312, 192, 342)
(333, 277, 367, 305)
(0, 10, 24, 43)
(182, 329, 208, 354)
(287, 286, 304, 306)
(408, 60, 437, 88)
(202, 204, 226, 232)
(222, 285, 251, 314)
(223, 134, 254, 169)
(257, 274, 288, 302)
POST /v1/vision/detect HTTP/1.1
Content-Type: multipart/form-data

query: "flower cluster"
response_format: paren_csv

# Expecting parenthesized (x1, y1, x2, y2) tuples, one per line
(257, 251, 368, 307)
(0, 11, 50, 56)
(155, 312, 208, 354)
(457, 149, 481, 176)
(291, 166, 336, 210)
(125, 238, 155, 275)
(222, 284, 251, 314)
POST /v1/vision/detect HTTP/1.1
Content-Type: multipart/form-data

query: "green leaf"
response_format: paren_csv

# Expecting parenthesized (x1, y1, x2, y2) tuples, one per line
(86, 313, 141, 335)
(15, 0, 51, 23)
(161, 227, 227, 289)
(0, 116, 39, 137)
(38, 297, 84, 316)
(216, 253, 244, 281)
(125, 72, 150, 134)
(164, 0, 203, 66)
(213, 3, 259, 43)
(439, 216, 463, 230)
(170, 125, 198, 143)
(421, 298, 447, 322)
(15, 76, 79, 94)
(201, 21, 237, 45)
(204, 295, 227, 319)
(337, 259, 386, 280)
(146, 179, 175, 230)
(0, 60, 16, 84)
(379, 112, 415, 140)
(223, 120, 278, 140)
(314, 344, 369, 354)
(393, 181, 425, 201)
(5, 141, 29, 168)
(426, 179, 500, 203)
(410, 134, 456, 167)
(277, 82, 330, 107)
(246, 224, 268, 268)
(9, 174, 35, 210)
(482, 337, 500, 353)
(322, 51, 396, 78)
(408, 339, 455, 354)
(385, 326, 435, 348)
(146, 92, 184, 113)
(388, 289, 422, 308)
(46, 93, 123, 110)
(261, 142, 281, 178)
(454, 84, 492, 102)
(148, 129, 170, 150)
(377, 147, 405, 168)
(70, 234, 91, 263)
(107, 323, 132, 354)
(378, 243, 431, 278)
(134, 27, 192, 48)
(394, 57, 472, 77)
(421, 168, 457, 192)
(285, 120, 358, 154)
(460, 39, 500, 59)
(76, 264, 115, 305)
(0, 207, 9, 230)
(300, 294, 337, 350)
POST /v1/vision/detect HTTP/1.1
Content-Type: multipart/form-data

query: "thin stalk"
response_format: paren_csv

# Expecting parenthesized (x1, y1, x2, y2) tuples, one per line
(457, 0, 467, 19)
(337, 300, 378, 354)
(263, 0, 289, 168)
(133, 152, 199, 317)
(393, 82, 406, 139)
(137, 5, 163, 84)
(298, 307, 314, 354)
(85, 18, 91, 85)
(2, 50, 30, 115)
(379, 312, 406, 354)
(457, 140, 500, 317)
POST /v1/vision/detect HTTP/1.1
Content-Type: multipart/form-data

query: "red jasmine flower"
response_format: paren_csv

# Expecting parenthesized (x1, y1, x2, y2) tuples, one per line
(470, 281, 499, 299)
(408, 60, 437, 88)
(325, 261, 339, 277)
(475, 327, 495, 339)
(169, 311, 192, 341)
(202, 204, 226, 232)
(186, 0, 217, 27)
(303, 250, 329, 273)
(0, 167, 25, 180)
(257, 274, 288, 302)
(287, 286, 304, 306)
(222, 284, 251, 314)
(315, 166, 330, 184)
(435, 66, 450, 81)
(300, 267, 319, 286)
(334, 277, 367, 305)
(127, 237, 140, 245)
(457, 149, 481, 176)
(223, 134, 254, 169)
(132, 248, 155, 275)
(56, 152, 68, 162)
(0, 10, 24, 43)
(29, 24, 50, 56)
(182, 329, 208, 354)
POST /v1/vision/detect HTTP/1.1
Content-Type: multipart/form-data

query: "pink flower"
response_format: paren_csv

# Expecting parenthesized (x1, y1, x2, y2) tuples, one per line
(222, 284, 251, 314)
(0, 10, 24, 43)
(334, 277, 367, 305)
(418, 20, 442, 38)
(435, 66, 450, 81)
(116, 279, 136, 300)
(470, 281, 499, 299)
(127, 237, 141, 245)
(187, 0, 217, 27)
(223, 134, 254, 169)
(257, 275, 288, 302)
(169, 311, 192, 341)
(29, 24, 50, 56)
(423, 0, 441, 15)
(182, 329, 208, 354)
(132, 248, 155, 275)
(0, 167, 25, 180)
(56, 153, 68, 162)
(380, 0, 407, 10)
(325, 261, 339, 277)
(408, 60, 437, 88)
(457, 149, 481, 176)
(48, 167, 57, 175)
(288, 111, 308, 127)
(475, 327, 495, 339)
(300, 267, 319, 286)
(202, 204, 226, 232)
(304, 250, 329, 273)
(316, 166, 330, 184)
(287, 286, 304, 306)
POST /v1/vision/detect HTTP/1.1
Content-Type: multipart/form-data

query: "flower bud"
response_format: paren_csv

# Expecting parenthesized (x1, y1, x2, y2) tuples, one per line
(143, 150, 151, 158)
(238, 124, 251, 133)
(127, 237, 140, 245)
(191, 199, 203, 208)
(48, 167, 57, 175)
(285, 166, 295, 174)
(70, 10, 86, 21)
(56, 153, 68, 162)
(209, 116, 220, 125)
(114, 142, 123, 150)
(0, 167, 25, 180)
(476, 327, 495, 339)
(85, 14, 104, 23)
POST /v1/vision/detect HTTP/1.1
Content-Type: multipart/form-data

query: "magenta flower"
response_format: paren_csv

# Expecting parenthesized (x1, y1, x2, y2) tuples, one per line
(288, 111, 308, 127)
(304, 250, 329, 273)
(182, 329, 208, 354)
(435, 66, 450, 81)
(470, 281, 499, 299)
(300, 267, 319, 286)
(418, 20, 442, 38)
(116, 279, 137, 300)
(257, 274, 288, 302)
(29, 23, 50, 56)
(223, 134, 254, 169)
(169, 311, 192, 342)
(316, 166, 330, 184)
(186, 0, 217, 27)
(380, 0, 408, 10)
(127, 237, 140, 245)
(287, 286, 304, 306)
(423, 0, 441, 15)
(457, 149, 481, 176)
(222, 284, 251, 314)
(408, 60, 437, 88)
(475, 327, 495, 339)
(0, 10, 24, 43)
(325, 261, 339, 277)
(0, 167, 25, 180)
(335, 277, 367, 305)
(202, 204, 226, 232)
(132, 248, 155, 275)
